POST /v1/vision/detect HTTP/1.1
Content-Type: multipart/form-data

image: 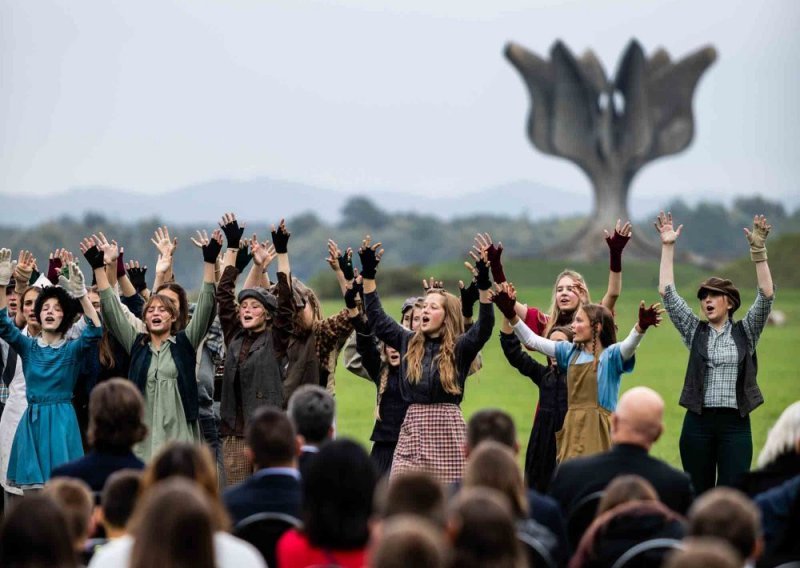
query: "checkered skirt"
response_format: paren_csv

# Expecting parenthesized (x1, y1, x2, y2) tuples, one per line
(390, 403, 466, 483)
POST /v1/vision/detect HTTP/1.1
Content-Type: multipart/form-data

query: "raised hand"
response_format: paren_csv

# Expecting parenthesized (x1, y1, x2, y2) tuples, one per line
(14, 250, 36, 284)
(637, 301, 664, 332)
(270, 219, 291, 254)
(343, 277, 363, 309)
(422, 276, 445, 292)
(125, 260, 148, 293)
(93, 232, 119, 266)
(250, 236, 276, 268)
(80, 237, 105, 270)
(235, 246, 253, 273)
(58, 261, 88, 299)
(654, 211, 683, 245)
(744, 214, 770, 262)
(605, 219, 632, 273)
(199, 229, 223, 264)
(328, 240, 355, 280)
(466, 248, 491, 291)
(357, 235, 383, 280)
(219, 212, 245, 250)
(47, 250, 64, 284)
(458, 279, 479, 319)
(0, 248, 13, 286)
(151, 226, 178, 258)
(475, 232, 506, 283)
(492, 282, 518, 320)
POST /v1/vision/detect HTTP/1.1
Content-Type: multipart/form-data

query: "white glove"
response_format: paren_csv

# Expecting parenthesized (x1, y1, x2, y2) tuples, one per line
(58, 261, 87, 299)
(0, 249, 13, 287)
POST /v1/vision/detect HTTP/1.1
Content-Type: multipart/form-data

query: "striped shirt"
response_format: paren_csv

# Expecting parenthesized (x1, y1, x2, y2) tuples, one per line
(662, 284, 774, 408)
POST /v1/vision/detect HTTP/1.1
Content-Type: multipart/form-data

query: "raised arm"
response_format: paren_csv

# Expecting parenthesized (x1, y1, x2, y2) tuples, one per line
(58, 261, 101, 328)
(358, 236, 408, 349)
(655, 211, 683, 296)
(617, 301, 664, 361)
(150, 226, 178, 291)
(745, 214, 774, 299)
(327, 239, 352, 296)
(184, 229, 222, 347)
(0, 249, 33, 353)
(12, 250, 37, 329)
(244, 236, 275, 290)
(601, 219, 631, 311)
(493, 282, 557, 357)
(456, 241, 494, 362)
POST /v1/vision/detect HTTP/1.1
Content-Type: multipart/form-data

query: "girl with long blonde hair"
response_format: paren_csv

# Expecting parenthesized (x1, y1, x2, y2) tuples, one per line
(360, 235, 494, 483)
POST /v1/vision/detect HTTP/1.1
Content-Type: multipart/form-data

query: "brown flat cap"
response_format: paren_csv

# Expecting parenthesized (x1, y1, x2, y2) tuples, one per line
(697, 277, 741, 314)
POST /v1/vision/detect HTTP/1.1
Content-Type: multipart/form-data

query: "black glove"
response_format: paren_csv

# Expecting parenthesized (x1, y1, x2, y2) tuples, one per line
(475, 258, 491, 291)
(127, 265, 148, 293)
(271, 224, 290, 254)
(460, 280, 479, 319)
(338, 252, 355, 281)
(28, 269, 40, 286)
(358, 247, 381, 279)
(220, 218, 245, 250)
(235, 247, 253, 273)
(344, 279, 363, 309)
(202, 238, 223, 264)
(83, 245, 106, 271)
(492, 290, 517, 320)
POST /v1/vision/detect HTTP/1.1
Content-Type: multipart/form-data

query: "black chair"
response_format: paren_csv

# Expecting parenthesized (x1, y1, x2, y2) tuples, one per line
(517, 532, 557, 568)
(233, 512, 302, 567)
(609, 538, 684, 568)
(566, 490, 605, 550)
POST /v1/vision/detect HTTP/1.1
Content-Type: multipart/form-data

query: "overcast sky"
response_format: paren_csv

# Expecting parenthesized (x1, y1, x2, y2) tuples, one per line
(1, 0, 798, 203)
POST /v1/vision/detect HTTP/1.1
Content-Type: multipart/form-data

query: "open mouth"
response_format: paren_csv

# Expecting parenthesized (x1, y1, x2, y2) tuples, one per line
(151, 317, 163, 326)
(389, 353, 401, 364)
(422, 316, 430, 325)
(44, 316, 55, 324)
(243, 315, 253, 323)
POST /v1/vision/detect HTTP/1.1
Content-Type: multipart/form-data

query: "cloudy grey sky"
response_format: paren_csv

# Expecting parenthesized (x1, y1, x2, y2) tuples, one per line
(1, 0, 798, 203)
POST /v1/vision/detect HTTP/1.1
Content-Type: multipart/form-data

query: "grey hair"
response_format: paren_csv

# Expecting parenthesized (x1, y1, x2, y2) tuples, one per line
(757, 401, 800, 468)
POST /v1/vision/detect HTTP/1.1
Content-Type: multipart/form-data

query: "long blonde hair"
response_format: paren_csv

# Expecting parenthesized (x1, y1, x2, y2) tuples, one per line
(543, 269, 592, 336)
(405, 290, 464, 395)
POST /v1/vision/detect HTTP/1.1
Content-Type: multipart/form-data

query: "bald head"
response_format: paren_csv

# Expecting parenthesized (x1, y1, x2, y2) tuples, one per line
(611, 387, 665, 450)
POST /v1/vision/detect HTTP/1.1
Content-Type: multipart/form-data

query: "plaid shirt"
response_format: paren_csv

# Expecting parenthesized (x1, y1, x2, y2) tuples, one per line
(663, 284, 774, 408)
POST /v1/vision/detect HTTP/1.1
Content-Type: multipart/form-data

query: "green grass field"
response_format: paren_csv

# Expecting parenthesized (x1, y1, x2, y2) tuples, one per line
(328, 284, 800, 470)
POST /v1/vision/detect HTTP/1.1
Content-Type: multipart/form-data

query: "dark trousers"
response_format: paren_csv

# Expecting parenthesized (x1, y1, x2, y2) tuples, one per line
(679, 409, 752, 495)
(199, 413, 225, 487)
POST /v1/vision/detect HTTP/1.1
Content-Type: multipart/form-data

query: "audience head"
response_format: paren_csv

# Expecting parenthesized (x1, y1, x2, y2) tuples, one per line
(370, 516, 449, 568)
(5, 280, 18, 316)
(245, 406, 298, 470)
(129, 478, 215, 568)
(287, 385, 335, 446)
(153, 282, 189, 330)
(597, 474, 659, 515)
(303, 439, 376, 550)
(377, 471, 447, 529)
(20, 286, 42, 331)
(463, 441, 528, 519)
(757, 400, 800, 467)
(0, 494, 77, 568)
(88, 378, 147, 453)
(291, 277, 322, 330)
(465, 409, 518, 456)
(99, 469, 142, 538)
(447, 487, 523, 568)
(688, 487, 762, 562)
(663, 537, 741, 568)
(33, 286, 78, 336)
(400, 297, 423, 331)
(141, 442, 229, 531)
(43, 477, 94, 553)
(611, 386, 665, 450)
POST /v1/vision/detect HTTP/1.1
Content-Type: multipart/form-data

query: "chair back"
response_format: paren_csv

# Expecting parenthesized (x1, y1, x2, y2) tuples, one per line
(233, 512, 303, 567)
(566, 490, 605, 550)
(609, 538, 684, 568)
(517, 532, 556, 568)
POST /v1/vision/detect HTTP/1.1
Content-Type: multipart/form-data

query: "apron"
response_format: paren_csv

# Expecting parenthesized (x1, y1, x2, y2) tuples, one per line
(555, 351, 612, 463)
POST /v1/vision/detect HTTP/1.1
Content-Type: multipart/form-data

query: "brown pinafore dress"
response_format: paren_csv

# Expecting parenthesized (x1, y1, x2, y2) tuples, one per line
(555, 350, 612, 463)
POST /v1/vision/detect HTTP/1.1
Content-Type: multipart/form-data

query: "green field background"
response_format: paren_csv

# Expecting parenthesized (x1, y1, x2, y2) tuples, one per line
(326, 279, 800, 470)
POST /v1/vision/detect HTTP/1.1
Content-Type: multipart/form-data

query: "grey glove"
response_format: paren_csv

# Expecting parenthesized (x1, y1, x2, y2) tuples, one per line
(58, 262, 87, 299)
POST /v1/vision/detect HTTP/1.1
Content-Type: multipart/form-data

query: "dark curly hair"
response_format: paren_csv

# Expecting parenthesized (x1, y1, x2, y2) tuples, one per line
(33, 286, 80, 335)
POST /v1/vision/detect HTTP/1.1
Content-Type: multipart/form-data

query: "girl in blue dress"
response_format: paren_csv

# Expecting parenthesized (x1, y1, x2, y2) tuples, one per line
(0, 249, 101, 489)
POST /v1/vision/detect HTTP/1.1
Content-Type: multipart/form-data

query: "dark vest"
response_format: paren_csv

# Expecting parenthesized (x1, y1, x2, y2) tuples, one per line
(128, 332, 199, 421)
(680, 320, 763, 417)
(221, 329, 284, 428)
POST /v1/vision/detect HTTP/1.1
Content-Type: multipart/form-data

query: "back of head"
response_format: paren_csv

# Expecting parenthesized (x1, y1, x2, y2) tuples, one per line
(757, 400, 800, 467)
(688, 487, 761, 562)
(466, 409, 517, 454)
(43, 477, 94, 550)
(303, 439, 376, 550)
(379, 471, 447, 529)
(287, 385, 335, 445)
(0, 495, 77, 568)
(463, 441, 527, 519)
(142, 442, 228, 531)
(663, 537, 741, 568)
(130, 478, 215, 568)
(448, 487, 523, 568)
(88, 378, 148, 453)
(612, 386, 665, 448)
(370, 516, 448, 568)
(597, 474, 659, 515)
(245, 406, 297, 469)
(101, 469, 143, 533)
